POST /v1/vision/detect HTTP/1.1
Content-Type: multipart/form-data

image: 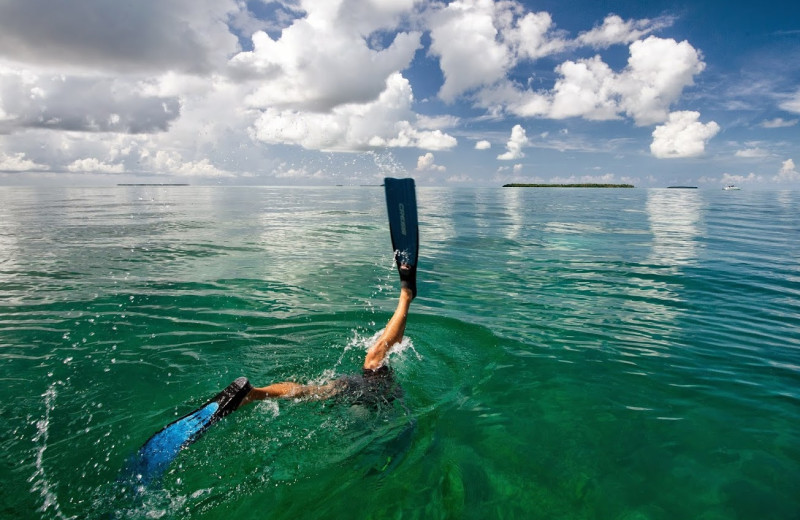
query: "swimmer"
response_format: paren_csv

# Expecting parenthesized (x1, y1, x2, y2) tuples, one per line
(243, 177, 419, 407)
(241, 264, 415, 406)
(129, 178, 418, 484)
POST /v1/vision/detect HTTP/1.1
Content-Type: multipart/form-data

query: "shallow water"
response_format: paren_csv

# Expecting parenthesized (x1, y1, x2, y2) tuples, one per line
(1, 186, 798, 519)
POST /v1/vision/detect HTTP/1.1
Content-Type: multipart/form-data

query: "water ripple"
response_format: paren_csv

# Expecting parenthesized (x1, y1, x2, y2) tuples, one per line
(2, 187, 799, 519)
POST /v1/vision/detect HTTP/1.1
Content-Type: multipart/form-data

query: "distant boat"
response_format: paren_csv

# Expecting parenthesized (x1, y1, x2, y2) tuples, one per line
(723, 185, 741, 191)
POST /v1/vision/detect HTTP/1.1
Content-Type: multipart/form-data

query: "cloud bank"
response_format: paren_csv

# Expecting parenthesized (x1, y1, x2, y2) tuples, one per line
(0, 0, 750, 184)
(0, 0, 241, 73)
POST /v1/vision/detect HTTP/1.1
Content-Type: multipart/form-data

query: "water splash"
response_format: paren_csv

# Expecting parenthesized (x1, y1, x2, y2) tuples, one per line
(28, 381, 76, 520)
(368, 150, 407, 178)
(363, 329, 422, 364)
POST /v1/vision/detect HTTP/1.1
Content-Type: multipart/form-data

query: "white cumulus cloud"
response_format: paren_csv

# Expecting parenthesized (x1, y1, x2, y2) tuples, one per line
(475, 140, 491, 150)
(428, 0, 514, 103)
(505, 11, 568, 60)
(273, 164, 325, 180)
(498, 124, 529, 160)
(67, 157, 125, 173)
(209, 1, 451, 157)
(231, 1, 421, 112)
(774, 158, 799, 182)
(428, 4, 674, 106)
(650, 111, 720, 158)
(446, 173, 473, 183)
(477, 36, 705, 126)
(720, 172, 762, 185)
(615, 37, 706, 125)
(0, 152, 50, 172)
(427, 1, 695, 127)
(416, 152, 446, 172)
(251, 73, 457, 152)
(549, 56, 619, 121)
(141, 150, 234, 177)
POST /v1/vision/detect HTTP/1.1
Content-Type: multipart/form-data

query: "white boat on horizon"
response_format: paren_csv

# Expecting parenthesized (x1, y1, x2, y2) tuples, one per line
(723, 185, 741, 190)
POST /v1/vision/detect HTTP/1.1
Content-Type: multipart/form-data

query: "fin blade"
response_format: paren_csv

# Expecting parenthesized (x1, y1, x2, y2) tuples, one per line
(384, 177, 419, 267)
(130, 377, 252, 484)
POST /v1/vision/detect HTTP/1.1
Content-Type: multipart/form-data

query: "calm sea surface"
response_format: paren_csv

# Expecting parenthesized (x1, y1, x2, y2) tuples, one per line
(1, 186, 798, 519)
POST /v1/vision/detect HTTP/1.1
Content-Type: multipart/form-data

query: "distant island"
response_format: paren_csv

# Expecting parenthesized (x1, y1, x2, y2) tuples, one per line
(117, 183, 190, 186)
(503, 183, 634, 188)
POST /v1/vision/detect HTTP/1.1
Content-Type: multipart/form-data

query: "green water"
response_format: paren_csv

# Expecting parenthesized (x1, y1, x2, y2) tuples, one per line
(1, 186, 798, 519)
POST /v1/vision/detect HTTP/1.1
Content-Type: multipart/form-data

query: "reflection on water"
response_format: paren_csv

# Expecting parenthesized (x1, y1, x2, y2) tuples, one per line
(499, 187, 526, 242)
(646, 188, 703, 267)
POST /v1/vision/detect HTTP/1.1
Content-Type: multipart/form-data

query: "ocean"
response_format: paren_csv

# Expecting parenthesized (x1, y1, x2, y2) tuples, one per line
(1, 185, 798, 519)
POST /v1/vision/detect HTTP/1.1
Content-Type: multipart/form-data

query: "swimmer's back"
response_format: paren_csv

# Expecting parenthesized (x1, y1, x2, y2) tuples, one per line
(335, 366, 403, 408)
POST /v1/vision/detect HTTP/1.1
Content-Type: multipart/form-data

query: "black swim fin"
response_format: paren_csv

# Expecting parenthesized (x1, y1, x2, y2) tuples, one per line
(384, 177, 419, 298)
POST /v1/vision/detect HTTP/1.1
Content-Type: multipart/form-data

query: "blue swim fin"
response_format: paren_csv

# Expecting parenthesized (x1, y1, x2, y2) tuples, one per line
(384, 177, 419, 297)
(129, 377, 252, 485)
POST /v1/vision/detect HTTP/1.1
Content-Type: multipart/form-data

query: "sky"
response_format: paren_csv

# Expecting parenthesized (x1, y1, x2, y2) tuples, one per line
(0, 0, 799, 188)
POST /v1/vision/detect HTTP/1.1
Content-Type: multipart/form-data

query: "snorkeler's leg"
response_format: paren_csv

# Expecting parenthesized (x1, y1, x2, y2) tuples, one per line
(241, 381, 338, 406)
(363, 286, 413, 371)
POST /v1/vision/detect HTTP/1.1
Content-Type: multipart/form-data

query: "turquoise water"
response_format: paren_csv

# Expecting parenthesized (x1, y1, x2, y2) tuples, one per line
(1, 186, 798, 519)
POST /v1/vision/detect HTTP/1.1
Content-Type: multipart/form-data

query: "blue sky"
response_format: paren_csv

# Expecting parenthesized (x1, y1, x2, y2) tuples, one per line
(0, 0, 798, 187)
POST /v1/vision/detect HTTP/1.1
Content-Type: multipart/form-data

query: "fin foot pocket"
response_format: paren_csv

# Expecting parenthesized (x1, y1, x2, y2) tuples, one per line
(397, 261, 417, 299)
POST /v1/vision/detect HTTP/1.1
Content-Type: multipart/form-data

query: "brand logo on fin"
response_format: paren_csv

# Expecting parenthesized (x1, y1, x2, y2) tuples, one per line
(398, 203, 406, 235)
